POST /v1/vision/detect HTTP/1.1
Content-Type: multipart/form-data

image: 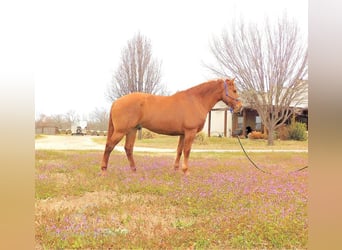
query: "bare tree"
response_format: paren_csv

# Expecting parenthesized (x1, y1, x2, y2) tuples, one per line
(89, 107, 109, 131)
(35, 114, 51, 128)
(207, 15, 308, 145)
(107, 32, 165, 101)
(50, 114, 69, 129)
(35, 113, 70, 133)
(64, 110, 80, 127)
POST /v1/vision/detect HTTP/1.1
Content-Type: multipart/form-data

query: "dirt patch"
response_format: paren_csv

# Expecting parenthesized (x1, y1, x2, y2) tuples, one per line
(35, 190, 158, 213)
(35, 135, 104, 150)
(35, 190, 181, 241)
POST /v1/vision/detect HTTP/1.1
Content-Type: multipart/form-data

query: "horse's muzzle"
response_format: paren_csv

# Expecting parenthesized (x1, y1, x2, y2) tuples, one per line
(233, 102, 242, 113)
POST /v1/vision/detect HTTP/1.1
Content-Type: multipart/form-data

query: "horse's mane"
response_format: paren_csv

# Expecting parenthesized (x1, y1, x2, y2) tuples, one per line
(183, 79, 222, 97)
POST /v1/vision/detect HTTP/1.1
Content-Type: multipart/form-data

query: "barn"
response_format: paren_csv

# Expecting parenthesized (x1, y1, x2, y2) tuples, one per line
(35, 125, 59, 135)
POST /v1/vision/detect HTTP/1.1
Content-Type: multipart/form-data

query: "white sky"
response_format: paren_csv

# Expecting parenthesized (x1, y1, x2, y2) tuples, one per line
(35, 0, 307, 119)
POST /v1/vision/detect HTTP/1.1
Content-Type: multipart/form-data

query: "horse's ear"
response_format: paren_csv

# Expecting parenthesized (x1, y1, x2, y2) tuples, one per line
(228, 78, 236, 85)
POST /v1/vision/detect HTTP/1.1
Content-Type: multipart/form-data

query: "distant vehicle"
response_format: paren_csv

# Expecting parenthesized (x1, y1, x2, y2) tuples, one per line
(71, 121, 87, 136)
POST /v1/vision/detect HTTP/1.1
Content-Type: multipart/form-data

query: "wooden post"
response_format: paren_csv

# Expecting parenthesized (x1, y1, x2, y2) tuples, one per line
(242, 109, 247, 137)
(208, 111, 211, 137)
(232, 113, 236, 134)
(224, 109, 227, 137)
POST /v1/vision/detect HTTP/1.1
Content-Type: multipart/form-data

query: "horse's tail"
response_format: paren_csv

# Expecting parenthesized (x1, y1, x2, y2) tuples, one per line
(101, 106, 116, 172)
(106, 108, 114, 141)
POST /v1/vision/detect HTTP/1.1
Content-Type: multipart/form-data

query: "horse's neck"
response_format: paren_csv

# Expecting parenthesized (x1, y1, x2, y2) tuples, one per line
(189, 81, 222, 112)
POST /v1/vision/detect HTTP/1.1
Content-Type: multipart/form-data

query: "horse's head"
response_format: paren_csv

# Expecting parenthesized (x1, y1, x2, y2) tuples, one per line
(221, 78, 242, 113)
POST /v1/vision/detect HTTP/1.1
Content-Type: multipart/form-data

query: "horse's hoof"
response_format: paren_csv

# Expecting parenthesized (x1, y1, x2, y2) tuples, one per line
(182, 168, 189, 176)
(100, 170, 107, 177)
(184, 171, 190, 176)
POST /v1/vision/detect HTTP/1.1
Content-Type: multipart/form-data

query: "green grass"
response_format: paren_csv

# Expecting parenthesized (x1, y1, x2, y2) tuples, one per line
(35, 149, 308, 249)
(91, 132, 308, 150)
(35, 134, 46, 139)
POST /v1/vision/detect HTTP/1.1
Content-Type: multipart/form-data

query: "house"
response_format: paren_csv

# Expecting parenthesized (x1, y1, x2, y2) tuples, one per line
(232, 82, 308, 137)
(204, 102, 308, 138)
(203, 81, 308, 138)
(231, 107, 265, 137)
(203, 101, 233, 137)
(35, 115, 61, 135)
(203, 101, 265, 138)
(35, 124, 59, 135)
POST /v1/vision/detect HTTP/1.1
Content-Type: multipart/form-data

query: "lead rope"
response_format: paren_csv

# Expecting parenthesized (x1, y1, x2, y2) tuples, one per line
(237, 136, 271, 174)
(237, 136, 308, 175)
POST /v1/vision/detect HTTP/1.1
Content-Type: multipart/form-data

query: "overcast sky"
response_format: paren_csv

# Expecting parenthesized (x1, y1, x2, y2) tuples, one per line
(34, 0, 307, 119)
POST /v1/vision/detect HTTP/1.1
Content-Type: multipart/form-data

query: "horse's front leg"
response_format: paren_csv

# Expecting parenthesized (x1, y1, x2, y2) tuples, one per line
(124, 129, 138, 172)
(173, 135, 184, 170)
(182, 129, 197, 175)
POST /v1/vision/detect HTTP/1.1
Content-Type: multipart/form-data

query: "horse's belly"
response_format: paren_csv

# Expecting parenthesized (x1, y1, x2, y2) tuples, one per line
(141, 120, 184, 136)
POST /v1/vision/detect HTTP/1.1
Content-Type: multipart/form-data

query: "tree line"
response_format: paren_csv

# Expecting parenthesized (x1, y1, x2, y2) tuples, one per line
(35, 108, 109, 132)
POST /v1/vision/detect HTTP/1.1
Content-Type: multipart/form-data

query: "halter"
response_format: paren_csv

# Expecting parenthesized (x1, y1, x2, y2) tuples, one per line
(224, 80, 239, 102)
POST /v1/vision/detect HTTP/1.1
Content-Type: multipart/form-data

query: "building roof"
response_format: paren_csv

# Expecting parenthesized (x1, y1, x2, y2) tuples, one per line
(239, 80, 308, 109)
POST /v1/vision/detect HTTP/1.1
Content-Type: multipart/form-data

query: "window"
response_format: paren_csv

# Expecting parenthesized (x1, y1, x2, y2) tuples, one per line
(255, 116, 261, 130)
(238, 116, 243, 129)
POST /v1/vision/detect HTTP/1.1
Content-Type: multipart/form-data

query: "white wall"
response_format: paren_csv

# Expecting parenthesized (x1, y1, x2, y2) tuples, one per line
(202, 101, 233, 137)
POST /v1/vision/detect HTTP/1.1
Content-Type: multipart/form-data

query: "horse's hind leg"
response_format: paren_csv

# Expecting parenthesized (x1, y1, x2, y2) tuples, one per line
(173, 135, 184, 170)
(101, 131, 125, 174)
(124, 129, 138, 172)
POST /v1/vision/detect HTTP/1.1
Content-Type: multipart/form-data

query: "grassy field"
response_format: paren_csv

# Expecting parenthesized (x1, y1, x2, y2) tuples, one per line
(35, 145, 308, 249)
(91, 133, 308, 150)
(35, 134, 46, 140)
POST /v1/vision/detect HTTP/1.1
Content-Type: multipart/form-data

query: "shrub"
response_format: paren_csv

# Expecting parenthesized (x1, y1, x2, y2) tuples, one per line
(141, 129, 156, 139)
(194, 132, 208, 144)
(277, 125, 290, 140)
(288, 122, 307, 141)
(248, 131, 265, 139)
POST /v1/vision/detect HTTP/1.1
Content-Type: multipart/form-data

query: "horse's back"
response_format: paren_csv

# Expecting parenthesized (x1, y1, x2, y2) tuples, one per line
(110, 91, 206, 134)
(112, 92, 148, 107)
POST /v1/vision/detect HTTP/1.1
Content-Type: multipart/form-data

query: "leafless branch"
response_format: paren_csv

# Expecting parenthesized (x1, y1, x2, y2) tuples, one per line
(107, 32, 165, 101)
(206, 14, 308, 145)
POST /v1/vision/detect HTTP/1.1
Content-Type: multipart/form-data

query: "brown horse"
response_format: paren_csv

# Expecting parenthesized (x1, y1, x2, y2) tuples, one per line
(101, 78, 242, 175)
